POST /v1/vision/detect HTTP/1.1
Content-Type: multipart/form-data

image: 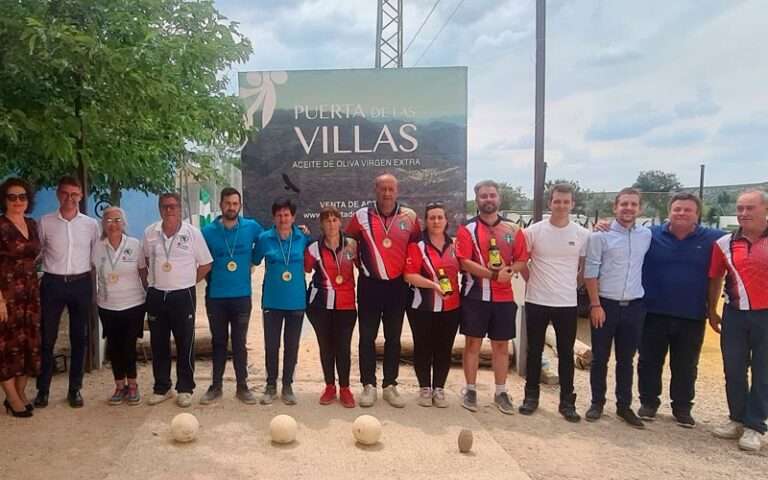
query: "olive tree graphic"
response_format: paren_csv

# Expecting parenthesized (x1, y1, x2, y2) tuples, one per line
(241, 71, 288, 132)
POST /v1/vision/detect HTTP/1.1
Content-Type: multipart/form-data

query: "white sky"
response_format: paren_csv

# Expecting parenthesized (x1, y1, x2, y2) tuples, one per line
(215, 0, 768, 196)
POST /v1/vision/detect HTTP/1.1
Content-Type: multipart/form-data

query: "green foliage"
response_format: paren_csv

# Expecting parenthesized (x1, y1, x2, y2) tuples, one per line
(633, 170, 683, 220)
(545, 178, 590, 215)
(0, 0, 252, 202)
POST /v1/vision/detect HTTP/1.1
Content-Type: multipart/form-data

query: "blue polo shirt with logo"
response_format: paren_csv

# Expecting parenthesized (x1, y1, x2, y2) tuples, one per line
(642, 223, 725, 321)
(203, 216, 263, 299)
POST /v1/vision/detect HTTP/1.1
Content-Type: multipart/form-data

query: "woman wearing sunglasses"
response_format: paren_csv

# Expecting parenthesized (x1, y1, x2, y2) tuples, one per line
(403, 202, 461, 407)
(0, 178, 41, 418)
(92, 207, 148, 405)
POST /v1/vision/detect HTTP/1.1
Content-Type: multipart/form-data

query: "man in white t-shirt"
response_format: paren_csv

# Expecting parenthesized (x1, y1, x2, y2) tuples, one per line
(142, 193, 212, 408)
(519, 183, 590, 422)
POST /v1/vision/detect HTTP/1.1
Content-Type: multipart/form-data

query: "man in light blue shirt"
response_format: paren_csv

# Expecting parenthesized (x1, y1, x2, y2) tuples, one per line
(584, 187, 652, 428)
(201, 187, 263, 405)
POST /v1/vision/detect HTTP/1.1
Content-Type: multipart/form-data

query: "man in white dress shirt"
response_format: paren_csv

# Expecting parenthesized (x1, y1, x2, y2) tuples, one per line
(142, 193, 212, 408)
(35, 176, 100, 408)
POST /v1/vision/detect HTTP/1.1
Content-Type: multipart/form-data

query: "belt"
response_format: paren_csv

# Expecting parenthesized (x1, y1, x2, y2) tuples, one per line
(602, 297, 643, 307)
(45, 272, 91, 283)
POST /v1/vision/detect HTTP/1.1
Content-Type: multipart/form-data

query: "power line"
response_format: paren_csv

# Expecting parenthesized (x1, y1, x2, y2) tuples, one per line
(403, 0, 442, 56)
(413, 0, 466, 66)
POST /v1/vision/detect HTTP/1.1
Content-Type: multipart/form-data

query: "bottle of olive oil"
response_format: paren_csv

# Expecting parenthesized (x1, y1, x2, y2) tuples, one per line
(438, 268, 453, 295)
(488, 238, 503, 270)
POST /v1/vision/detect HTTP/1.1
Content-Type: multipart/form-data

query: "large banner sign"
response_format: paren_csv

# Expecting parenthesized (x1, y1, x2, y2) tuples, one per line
(239, 67, 467, 232)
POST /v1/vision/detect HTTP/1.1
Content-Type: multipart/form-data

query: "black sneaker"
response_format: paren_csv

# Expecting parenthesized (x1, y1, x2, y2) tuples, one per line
(518, 397, 539, 415)
(673, 410, 696, 429)
(617, 407, 645, 429)
(34, 391, 49, 408)
(637, 404, 657, 421)
(199, 386, 223, 405)
(559, 404, 581, 423)
(585, 403, 603, 422)
(67, 390, 84, 408)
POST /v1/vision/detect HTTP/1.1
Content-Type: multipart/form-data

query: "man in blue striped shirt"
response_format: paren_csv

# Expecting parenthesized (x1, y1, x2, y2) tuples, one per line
(584, 187, 652, 428)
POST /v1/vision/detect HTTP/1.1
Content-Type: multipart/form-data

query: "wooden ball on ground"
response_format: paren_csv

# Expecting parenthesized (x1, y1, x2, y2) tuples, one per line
(270, 415, 298, 444)
(353, 415, 382, 445)
(171, 413, 199, 443)
(458, 429, 473, 453)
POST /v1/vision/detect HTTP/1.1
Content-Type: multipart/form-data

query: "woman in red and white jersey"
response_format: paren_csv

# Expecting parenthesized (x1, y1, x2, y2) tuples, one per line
(304, 206, 358, 408)
(404, 202, 460, 408)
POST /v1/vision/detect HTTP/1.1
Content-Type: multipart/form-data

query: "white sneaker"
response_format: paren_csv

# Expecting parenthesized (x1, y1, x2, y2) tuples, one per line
(713, 419, 744, 439)
(383, 385, 405, 408)
(176, 393, 193, 408)
(738, 428, 763, 452)
(432, 388, 448, 408)
(147, 391, 174, 406)
(359, 384, 377, 408)
(418, 387, 433, 407)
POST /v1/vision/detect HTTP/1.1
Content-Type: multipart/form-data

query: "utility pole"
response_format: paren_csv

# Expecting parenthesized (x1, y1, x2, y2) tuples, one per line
(375, 0, 403, 68)
(532, 0, 546, 222)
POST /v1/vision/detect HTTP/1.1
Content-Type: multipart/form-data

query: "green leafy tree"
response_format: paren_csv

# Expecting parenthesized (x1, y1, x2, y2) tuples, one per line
(633, 170, 683, 220)
(0, 0, 252, 205)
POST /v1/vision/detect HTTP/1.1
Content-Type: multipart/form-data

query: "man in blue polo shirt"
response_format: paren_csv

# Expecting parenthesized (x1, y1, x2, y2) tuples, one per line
(200, 187, 263, 405)
(637, 192, 725, 427)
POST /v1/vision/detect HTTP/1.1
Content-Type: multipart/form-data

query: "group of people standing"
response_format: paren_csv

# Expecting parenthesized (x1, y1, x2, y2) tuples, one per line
(0, 173, 765, 452)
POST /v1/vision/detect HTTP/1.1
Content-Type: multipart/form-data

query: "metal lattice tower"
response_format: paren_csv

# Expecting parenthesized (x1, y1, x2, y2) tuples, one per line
(375, 0, 403, 68)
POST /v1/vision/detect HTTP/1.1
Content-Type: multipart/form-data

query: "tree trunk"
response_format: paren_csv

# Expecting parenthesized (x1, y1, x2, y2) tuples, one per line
(109, 180, 122, 207)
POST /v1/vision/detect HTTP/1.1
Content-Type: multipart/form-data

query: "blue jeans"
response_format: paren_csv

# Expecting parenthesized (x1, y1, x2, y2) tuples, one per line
(721, 306, 768, 434)
(590, 298, 646, 409)
(206, 297, 252, 389)
(263, 309, 304, 386)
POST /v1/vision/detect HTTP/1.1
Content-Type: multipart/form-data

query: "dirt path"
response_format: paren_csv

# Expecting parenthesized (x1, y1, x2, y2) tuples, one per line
(2, 268, 765, 479)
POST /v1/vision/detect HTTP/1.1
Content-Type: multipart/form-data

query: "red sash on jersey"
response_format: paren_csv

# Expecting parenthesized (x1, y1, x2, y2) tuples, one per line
(405, 235, 460, 312)
(345, 203, 420, 280)
(305, 236, 357, 310)
(455, 216, 528, 302)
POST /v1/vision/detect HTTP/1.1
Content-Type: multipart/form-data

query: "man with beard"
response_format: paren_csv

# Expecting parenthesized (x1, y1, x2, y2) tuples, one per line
(200, 188, 263, 405)
(346, 173, 421, 408)
(456, 180, 528, 414)
(584, 188, 651, 428)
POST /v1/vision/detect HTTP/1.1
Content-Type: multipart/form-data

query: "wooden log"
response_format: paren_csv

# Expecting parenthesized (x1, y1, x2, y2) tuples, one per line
(544, 325, 593, 369)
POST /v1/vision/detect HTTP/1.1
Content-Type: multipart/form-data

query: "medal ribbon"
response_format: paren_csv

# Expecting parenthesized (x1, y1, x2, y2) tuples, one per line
(105, 236, 127, 274)
(223, 219, 240, 261)
(277, 228, 293, 269)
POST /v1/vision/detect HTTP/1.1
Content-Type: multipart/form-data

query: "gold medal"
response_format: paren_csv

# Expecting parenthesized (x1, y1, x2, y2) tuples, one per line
(227, 260, 238, 272)
(282, 271, 292, 282)
(162, 262, 172, 272)
(335, 274, 344, 285)
(382, 237, 393, 248)
(108, 272, 119, 284)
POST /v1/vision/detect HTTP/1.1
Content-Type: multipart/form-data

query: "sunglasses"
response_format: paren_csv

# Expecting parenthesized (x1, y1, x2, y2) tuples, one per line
(105, 217, 124, 224)
(425, 201, 445, 210)
(6, 193, 28, 202)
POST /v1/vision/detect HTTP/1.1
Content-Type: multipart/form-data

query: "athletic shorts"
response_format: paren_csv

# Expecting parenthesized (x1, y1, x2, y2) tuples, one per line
(460, 297, 518, 340)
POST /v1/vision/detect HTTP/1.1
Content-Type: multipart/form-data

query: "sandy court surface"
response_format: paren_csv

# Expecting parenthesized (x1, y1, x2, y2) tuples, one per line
(2, 267, 766, 480)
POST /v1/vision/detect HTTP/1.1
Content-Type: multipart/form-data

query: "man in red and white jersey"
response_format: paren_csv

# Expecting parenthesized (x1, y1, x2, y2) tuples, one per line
(346, 174, 420, 407)
(455, 180, 528, 414)
(709, 189, 768, 452)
